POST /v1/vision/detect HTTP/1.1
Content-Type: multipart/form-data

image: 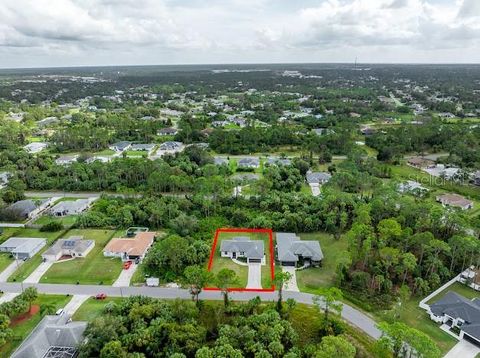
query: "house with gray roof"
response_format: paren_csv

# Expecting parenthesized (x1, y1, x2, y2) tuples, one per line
(0, 237, 46, 260)
(157, 127, 178, 136)
(130, 143, 156, 154)
(42, 235, 95, 262)
(276, 233, 323, 267)
(159, 141, 183, 151)
(24, 142, 48, 154)
(12, 314, 87, 358)
(55, 155, 79, 166)
(214, 157, 229, 166)
(50, 198, 94, 217)
(5, 199, 53, 220)
(238, 157, 260, 169)
(0, 171, 11, 189)
(109, 141, 131, 152)
(428, 291, 480, 346)
(397, 180, 428, 195)
(266, 157, 291, 166)
(220, 236, 265, 264)
(37, 116, 59, 127)
(306, 171, 331, 185)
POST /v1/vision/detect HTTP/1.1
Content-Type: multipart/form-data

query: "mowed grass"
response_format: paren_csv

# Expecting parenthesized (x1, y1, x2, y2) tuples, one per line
(426, 282, 479, 304)
(296, 232, 350, 293)
(73, 297, 124, 322)
(8, 228, 66, 283)
(33, 214, 78, 227)
(0, 253, 14, 273)
(209, 231, 273, 289)
(40, 229, 122, 285)
(0, 294, 72, 357)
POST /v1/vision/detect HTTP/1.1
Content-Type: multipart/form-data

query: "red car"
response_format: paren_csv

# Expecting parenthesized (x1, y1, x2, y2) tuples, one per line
(94, 293, 107, 300)
(123, 261, 132, 270)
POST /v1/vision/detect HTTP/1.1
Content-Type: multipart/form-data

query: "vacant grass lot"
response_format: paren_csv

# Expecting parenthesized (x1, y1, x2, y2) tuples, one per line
(295, 232, 349, 293)
(8, 228, 66, 283)
(0, 294, 71, 357)
(40, 229, 122, 285)
(209, 231, 272, 289)
(34, 214, 78, 227)
(73, 297, 124, 321)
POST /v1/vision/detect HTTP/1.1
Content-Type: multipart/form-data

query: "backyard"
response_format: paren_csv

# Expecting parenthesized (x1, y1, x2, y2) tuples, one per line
(40, 229, 123, 285)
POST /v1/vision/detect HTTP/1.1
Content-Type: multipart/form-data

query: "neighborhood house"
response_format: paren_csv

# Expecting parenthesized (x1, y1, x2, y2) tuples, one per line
(0, 237, 46, 259)
(306, 172, 332, 185)
(5, 198, 54, 220)
(42, 236, 95, 262)
(23, 142, 48, 154)
(237, 157, 260, 169)
(109, 141, 131, 152)
(220, 236, 265, 264)
(50, 199, 94, 217)
(436, 193, 473, 210)
(276, 232, 323, 267)
(103, 231, 156, 261)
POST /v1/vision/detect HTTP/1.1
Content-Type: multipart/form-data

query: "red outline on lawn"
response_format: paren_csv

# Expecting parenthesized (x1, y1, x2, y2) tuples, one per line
(204, 228, 275, 292)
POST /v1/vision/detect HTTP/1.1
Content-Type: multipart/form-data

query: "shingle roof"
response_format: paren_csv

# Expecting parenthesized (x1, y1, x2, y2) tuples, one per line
(6, 199, 42, 217)
(306, 172, 331, 184)
(276, 232, 323, 262)
(220, 237, 264, 260)
(430, 291, 480, 329)
(0, 237, 46, 254)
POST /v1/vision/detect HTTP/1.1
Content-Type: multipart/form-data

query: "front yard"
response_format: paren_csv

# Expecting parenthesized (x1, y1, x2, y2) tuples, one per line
(40, 229, 122, 285)
(73, 297, 124, 321)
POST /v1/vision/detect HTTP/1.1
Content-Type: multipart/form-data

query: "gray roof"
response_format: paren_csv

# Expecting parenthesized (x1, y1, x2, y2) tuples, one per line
(158, 127, 178, 134)
(220, 236, 264, 260)
(0, 237, 46, 254)
(43, 236, 94, 257)
(231, 173, 260, 182)
(266, 157, 291, 166)
(12, 314, 87, 358)
(238, 157, 260, 167)
(214, 157, 229, 165)
(51, 199, 90, 215)
(110, 141, 131, 151)
(6, 199, 46, 218)
(130, 143, 155, 151)
(276, 233, 323, 262)
(159, 141, 183, 150)
(430, 291, 480, 339)
(306, 172, 331, 184)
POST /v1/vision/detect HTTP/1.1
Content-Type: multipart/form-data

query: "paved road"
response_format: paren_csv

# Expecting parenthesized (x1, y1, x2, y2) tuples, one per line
(0, 282, 381, 340)
(0, 260, 24, 282)
(25, 191, 186, 199)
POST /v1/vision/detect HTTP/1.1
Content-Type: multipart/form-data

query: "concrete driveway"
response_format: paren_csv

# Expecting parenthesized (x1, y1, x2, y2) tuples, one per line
(309, 184, 320, 197)
(445, 340, 480, 358)
(24, 261, 54, 284)
(282, 266, 299, 292)
(0, 292, 20, 304)
(246, 263, 262, 289)
(63, 295, 90, 316)
(113, 263, 138, 287)
(0, 260, 24, 282)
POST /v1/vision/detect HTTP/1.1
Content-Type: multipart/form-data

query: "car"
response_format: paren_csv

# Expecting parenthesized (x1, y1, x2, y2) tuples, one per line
(94, 293, 107, 300)
(123, 261, 132, 270)
(134, 257, 140, 264)
(55, 309, 64, 315)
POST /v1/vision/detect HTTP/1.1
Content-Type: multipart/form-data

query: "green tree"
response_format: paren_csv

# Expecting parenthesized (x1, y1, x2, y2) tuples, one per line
(22, 287, 38, 312)
(182, 265, 213, 304)
(313, 287, 343, 325)
(0, 314, 12, 346)
(314, 336, 356, 358)
(272, 271, 292, 312)
(100, 341, 127, 358)
(215, 269, 238, 307)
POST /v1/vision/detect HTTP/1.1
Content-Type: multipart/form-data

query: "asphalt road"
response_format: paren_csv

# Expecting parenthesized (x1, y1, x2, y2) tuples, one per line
(0, 282, 381, 340)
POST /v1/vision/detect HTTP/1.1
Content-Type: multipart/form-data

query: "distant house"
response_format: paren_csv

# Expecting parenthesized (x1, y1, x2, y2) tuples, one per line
(407, 157, 436, 169)
(266, 157, 291, 166)
(428, 291, 480, 346)
(159, 141, 183, 151)
(37, 116, 59, 127)
(23, 142, 48, 154)
(237, 157, 260, 169)
(0, 237, 46, 259)
(211, 120, 229, 128)
(360, 126, 376, 136)
(5, 199, 54, 220)
(312, 128, 332, 136)
(214, 157, 229, 166)
(306, 172, 331, 185)
(157, 127, 178, 136)
(11, 314, 87, 358)
(5, 112, 24, 122)
(473, 171, 480, 186)
(55, 155, 79, 166)
(50, 199, 94, 217)
(109, 141, 131, 152)
(103, 232, 156, 261)
(0, 172, 11, 189)
(220, 237, 265, 264)
(42, 236, 95, 262)
(276, 232, 323, 267)
(140, 115, 156, 121)
(130, 144, 156, 153)
(436, 193, 473, 210)
(398, 180, 428, 195)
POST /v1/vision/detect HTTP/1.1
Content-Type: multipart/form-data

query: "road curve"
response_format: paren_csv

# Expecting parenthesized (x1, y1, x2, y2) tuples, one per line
(0, 282, 381, 340)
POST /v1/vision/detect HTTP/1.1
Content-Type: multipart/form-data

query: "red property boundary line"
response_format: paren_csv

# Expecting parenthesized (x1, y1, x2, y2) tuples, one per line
(204, 228, 275, 292)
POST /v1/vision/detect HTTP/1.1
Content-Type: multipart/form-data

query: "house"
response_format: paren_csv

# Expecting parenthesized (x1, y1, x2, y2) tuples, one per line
(86, 156, 111, 164)
(109, 141, 131, 152)
(276, 232, 323, 267)
(312, 128, 332, 136)
(428, 291, 480, 346)
(5, 112, 24, 122)
(238, 157, 260, 169)
(436, 193, 473, 210)
(398, 180, 428, 195)
(220, 236, 265, 264)
(42, 236, 95, 261)
(103, 231, 156, 261)
(23, 142, 48, 154)
(11, 314, 87, 358)
(55, 155, 79, 166)
(214, 157, 229, 166)
(5, 199, 54, 220)
(407, 157, 436, 169)
(130, 144, 156, 153)
(37, 116, 59, 127)
(306, 172, 331, 185)
(360, 127, 376, 136)
(266, 157, 291, 166)
(473, 171, 480, 186)
(50, 199, 94, 217)
(0, 237, 46, 259)
(159, 141, 183, 151)
(0, 172, 11, 189)
(157, 127, 178, 136)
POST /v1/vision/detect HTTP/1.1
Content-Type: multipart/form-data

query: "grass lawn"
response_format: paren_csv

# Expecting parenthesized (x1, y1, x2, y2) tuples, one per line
(0, 253, 14, 273)
(8, 229, 66, 283)
(209, 231, 272, 289)
(0, 227, 17, 243)
(426, 282, 479, 304)
(72, 297, 124, 321)
(33, 215, 78, 227)
(296, 232, 350, 293)
(40, 229, 122, 285)
(0, 294, 72, 357)
(94, 149, 115, 156)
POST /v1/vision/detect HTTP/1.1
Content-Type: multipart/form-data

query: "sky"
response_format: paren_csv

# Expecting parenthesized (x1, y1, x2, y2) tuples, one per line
(0, 0, 479, 68)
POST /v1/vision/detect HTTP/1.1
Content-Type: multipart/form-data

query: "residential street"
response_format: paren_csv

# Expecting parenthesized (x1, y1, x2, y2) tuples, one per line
(0, 282, 382, 340)
(0, 260, 24, 282)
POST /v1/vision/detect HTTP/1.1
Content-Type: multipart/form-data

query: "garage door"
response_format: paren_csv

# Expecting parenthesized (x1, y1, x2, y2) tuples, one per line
(249, 258, 261, 263)
(463, 333, 480, 348)
(281, 261, 296, 267)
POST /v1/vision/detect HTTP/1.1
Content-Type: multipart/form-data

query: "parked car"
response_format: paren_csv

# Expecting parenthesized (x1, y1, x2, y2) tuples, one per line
(134, 257, 140, 264)
(94, 293, 107, 300)
(55, 308, 64, 315)
(123, 261, 132, 270)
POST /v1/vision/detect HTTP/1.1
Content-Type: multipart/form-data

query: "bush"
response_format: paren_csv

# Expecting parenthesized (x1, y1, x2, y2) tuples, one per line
(40, 221, 63, 232)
